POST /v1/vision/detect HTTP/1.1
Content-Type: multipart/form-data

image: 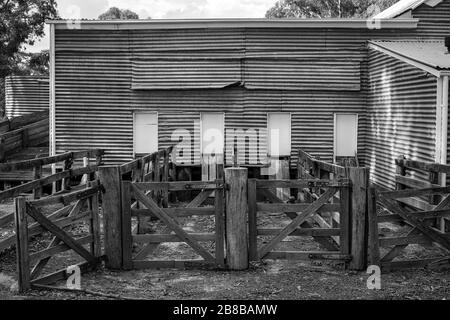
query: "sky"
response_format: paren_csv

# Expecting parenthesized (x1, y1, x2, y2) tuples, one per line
(27, 0, 278, 52)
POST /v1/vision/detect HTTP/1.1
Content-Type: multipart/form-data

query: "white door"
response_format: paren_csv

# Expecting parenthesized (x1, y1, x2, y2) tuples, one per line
(134, 112, 158, 155)
(334, 114, 358, 160)
(201, 113, 224, 181)
(267, 113, 291, 157)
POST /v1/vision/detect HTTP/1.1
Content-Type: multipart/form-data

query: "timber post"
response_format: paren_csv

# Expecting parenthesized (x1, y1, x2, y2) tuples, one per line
(348, 166, 370, 270)
(15, 196, 30, 293)
(98, 166, 123, 269)
(225, 167, 249, 270)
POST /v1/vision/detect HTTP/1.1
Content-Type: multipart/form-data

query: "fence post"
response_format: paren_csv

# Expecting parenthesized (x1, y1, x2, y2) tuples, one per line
(248, 179, 258, 261)
(348, 167, 369, 271)
(0, 137, 5, 162)
(225, 167, 248, 270)
(98, 166, 123, 269)
(15, 197, 30, 293)
(367, 186, 380, 267)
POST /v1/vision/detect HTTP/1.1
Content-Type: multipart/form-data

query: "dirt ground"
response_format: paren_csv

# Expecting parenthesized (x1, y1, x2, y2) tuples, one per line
(1, 197, 449, 300)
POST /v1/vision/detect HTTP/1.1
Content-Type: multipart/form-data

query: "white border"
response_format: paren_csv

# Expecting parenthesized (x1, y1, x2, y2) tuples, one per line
(267, 112, 292, 158)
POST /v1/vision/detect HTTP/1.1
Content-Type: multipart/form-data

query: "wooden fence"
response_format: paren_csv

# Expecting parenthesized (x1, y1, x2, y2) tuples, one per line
(15, 183, 102, 292)
(121, 180, 225, 270)
(248, 178, 352, 264)
(98, 146, 174, 269)
(297, 149, 369, 270)
(0, 111, 49, 162)
(0, 149, 104, 253)
(368, 157, 450, 271)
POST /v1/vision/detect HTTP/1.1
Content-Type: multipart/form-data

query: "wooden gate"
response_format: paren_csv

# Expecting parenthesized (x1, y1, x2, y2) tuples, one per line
(121, 180, 225, 270)
(248, 178, 352, 263)
(368, 186, 450, 271)
(15, 183, 102, 292)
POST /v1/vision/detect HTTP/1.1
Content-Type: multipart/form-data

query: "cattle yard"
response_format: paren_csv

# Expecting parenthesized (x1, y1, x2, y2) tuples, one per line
(0, 122, 449, 298)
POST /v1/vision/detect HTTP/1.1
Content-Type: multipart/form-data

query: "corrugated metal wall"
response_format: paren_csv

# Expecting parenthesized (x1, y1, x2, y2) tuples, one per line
(413, 0, 450, 40)
(54, 27, 416, 165)
(5, 76, 49, 118)
(366, 48, 437, 189)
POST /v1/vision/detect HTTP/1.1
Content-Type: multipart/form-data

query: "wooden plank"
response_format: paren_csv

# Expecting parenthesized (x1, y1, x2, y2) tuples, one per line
(186, 190, 213, 208)
(395, 175, 439, 190)
(30, 184, 99, 207)
(214, 180, 225, 267)
(377, 194, 450, 251)
(349, 167, 369, 270)
(381, 186, 450, 199)
(131, 207, 215, 217)
(340, 182, 351, 256)
(265, 251, 351, 261)
(257, 203, 340, 213)
(379, 234, 450, 247)
(30, 199, 85, 280)
(33, 165, 43, 199)
(258, 187, 337, 259)
(256, 179, 348, 189)
(15, 197, 30, 293)
(29, 235, 94, 265)
(0, 166, 98, 202)
(132, 184, 216, 263)
(0, 208, 90, 253)
(132, 259, 218, 270)
(261, 188, 339, 251)
(0, 149, 104, 172)
(367, 187, 380, 266)
(225, 168, 249, 270)
(26, 203, 96, 264)
(133, 233, 216, 243)
(257, 228, 340, 237)
(121, 182, 133, 270)
(134, 181, 220, 192)
(248, 179, 258, 261)
(89, 192, 101, 259)
(98, 166, 123, 269)
(395, 159, 450, 175)
(396, 197, 436, 211)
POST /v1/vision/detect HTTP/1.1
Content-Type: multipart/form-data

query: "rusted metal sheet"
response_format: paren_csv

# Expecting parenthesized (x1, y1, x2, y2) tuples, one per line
(5, 76, 49, 118)
(366, 48, 437, 189)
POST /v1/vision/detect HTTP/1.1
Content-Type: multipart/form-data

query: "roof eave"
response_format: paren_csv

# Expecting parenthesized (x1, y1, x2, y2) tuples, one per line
(368, 41, 448, 77)
(46, 18, 419, 30)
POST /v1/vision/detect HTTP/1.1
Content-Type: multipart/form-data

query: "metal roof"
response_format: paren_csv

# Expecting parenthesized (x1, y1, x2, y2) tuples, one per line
(368, 40, 450, 75)
(46, 18, 418, 30)
(373, 0, 443, 19)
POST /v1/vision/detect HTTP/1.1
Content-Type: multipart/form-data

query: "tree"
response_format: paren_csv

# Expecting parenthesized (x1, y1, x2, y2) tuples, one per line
(265, 0, 398, 19)
(98, 7, 140, 20)
(11, 50, 50, 76)
(0, 0, 58, 118)
(0, 0, 58, 78)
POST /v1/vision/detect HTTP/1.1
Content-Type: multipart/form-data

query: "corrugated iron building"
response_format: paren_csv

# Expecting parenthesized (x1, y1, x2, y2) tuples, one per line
(49, 20, 418, 167)
(5, 76, 49, 118)
(48, 0, 450, 186)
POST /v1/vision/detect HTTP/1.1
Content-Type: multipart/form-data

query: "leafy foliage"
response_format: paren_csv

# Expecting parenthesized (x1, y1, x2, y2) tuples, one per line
(0, 0, 58, 78)
(98, 7, 140, 20)
(266, 0, 398, 19)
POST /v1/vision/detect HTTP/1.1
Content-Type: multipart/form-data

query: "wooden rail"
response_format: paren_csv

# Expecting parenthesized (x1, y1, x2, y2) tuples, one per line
(0, 149, 104, 253)
(0, 111, 48, 135)
(297, 149, 347, 179)
(0, 111, 49, 162)
(14, 183, 102, 293)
